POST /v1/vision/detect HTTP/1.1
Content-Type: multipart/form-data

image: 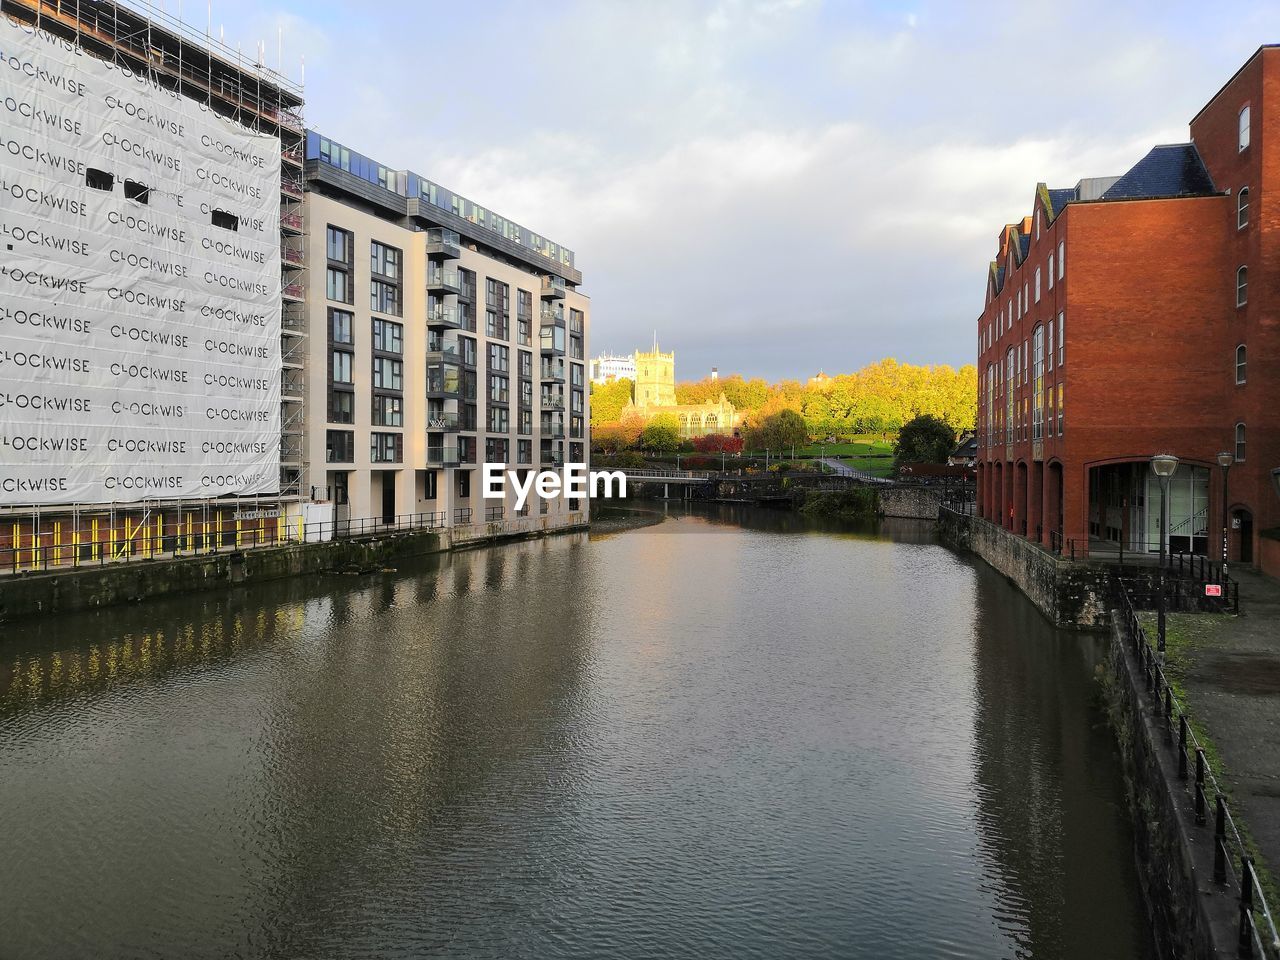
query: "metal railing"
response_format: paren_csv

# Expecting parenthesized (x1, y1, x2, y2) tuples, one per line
(1119, 589, 1280, 958)
(0, 512, 450, 575)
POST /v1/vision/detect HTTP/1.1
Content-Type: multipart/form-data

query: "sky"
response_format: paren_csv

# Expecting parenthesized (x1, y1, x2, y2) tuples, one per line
(193, 0, 1280, 380)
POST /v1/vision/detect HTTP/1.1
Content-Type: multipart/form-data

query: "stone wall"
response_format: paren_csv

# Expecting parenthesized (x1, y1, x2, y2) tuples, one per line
(879, 486, 944, 520)
(0, 520, 586, 622)
(1104, 619, 1239, 959)
(938, 507, 1114, 628)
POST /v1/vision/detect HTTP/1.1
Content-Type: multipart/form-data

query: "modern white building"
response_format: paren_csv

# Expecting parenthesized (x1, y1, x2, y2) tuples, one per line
(590, 354, 636, 384)
(304, 133, 590, 528)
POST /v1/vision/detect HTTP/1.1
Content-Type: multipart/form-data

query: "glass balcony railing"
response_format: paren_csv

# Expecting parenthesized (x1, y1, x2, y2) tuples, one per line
(427, 266, 461, 294)
(427, 446, 460, 467)
(426, 412, 461, 432)
(426, 227, 461, 259)
(541, 275, 567, 299)
(427, 305, 461, 329)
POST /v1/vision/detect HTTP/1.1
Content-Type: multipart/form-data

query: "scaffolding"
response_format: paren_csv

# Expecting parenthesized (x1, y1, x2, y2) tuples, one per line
(0, 0, 310, 522)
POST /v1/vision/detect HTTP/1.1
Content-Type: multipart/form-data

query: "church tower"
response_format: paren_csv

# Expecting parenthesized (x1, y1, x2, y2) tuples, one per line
(633, 345, 677, 409)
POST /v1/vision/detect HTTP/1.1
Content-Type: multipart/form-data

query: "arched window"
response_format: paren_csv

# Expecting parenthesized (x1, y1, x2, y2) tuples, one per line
(1235, 423, 1247, 463)
(1239, 105, 1251, 151)
(1238, 186, 1250, 229)
(704, 413, 718, 431)
(1236, 345, 1247, 384)
(1237, 266, 1248, 307)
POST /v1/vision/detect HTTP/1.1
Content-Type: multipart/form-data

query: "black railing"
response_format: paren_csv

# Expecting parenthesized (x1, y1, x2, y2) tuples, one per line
(1118, 590, 1280, 958)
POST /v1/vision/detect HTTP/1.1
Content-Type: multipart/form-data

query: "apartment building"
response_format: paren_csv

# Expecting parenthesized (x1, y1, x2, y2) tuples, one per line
(0, 0, 305, 565)
(303, 133, 590, 528)
(975, 45, 1279, 578)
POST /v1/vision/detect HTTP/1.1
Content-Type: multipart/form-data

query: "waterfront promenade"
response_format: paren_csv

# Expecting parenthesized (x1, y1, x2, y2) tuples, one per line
(1163, 568, 1280, 887)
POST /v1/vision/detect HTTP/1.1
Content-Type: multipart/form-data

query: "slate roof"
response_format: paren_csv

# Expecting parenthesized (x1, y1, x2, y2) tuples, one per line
(1017, 233, 1030, 258)
(1100, 144, 1217, 200)
(1047, 187, 1076, 218)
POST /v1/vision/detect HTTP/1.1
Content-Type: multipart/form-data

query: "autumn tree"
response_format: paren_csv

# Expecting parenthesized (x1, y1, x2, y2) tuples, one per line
(640, 413, 681, 453)
(589, 378, 634, 426)
(894, 415, 956, 467)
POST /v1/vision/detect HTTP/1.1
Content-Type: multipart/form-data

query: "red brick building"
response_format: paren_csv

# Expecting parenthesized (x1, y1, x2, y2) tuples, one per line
(975, 46, 1279, 578)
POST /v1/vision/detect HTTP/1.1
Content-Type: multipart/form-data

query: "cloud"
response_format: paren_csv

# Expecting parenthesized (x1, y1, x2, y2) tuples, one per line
(205, 0, 1280, 377)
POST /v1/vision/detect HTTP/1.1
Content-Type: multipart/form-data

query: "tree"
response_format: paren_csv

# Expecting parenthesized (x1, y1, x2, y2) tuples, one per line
(692, 434, 744, 454)
(894, 414, 956, 467)
(639, 413, 681, 453)
(589, 378, 634, 426)
(745, 408, 809, 452)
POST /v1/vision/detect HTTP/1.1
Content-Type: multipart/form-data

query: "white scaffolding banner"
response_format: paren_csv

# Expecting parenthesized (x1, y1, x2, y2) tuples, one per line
(0, 15, 281, 506)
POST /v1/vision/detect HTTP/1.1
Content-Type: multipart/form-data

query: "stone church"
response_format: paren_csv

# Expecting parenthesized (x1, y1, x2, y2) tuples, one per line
(623, 346, 738, 437)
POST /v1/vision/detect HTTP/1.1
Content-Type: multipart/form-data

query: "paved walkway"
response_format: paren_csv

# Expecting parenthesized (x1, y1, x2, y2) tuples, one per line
(818, 458, 891, 483)
(1167, 566, 1280, 883)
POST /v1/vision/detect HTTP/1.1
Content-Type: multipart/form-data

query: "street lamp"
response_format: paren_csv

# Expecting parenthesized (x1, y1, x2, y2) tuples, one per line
(1217, 451, 1233, 579)
(1151, 454, 1180, 653)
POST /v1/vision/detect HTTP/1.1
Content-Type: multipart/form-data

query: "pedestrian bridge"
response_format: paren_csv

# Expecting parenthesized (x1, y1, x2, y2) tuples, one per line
(613, 468, 714, 484)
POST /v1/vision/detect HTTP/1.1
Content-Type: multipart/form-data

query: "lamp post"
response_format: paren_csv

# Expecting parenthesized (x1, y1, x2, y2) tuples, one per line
(1217, 451, 1233, 581)
(1151, 454, 1180, 653)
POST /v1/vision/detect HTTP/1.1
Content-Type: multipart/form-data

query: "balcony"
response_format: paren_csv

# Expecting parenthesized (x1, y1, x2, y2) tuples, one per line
(540, 307, 565, 327)
(541, 275, 566, 300)
(542, 423, 566, 440)
(541, 451, 564, 467)
(540, 327, 565, 356)
(540, 364, 566, 384)
(426, 342, 460, 364)
(426, 227, 461, 260)
(541, 395, 565, 410)
(427, 446, 461, 468)
(426, 364, 462, 398)
(427, 266, 461, 295)
(427, 305, 461, 330)
(426, 412, 461, 433)
(280, 209, 304, 233)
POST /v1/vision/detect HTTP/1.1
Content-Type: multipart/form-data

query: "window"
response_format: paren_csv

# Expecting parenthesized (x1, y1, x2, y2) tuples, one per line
(1057, 383, 1064, 435)
(371, 279, 400, 316)
(488, 343, 509, 373)
(330, 308, 353, 345)
(372, 319, 403, 354)
(1239, 105, 1251, 152)
(326, 267, 351, 304)
(1031, 325, 1044, 440)
(327, 389, 353, 424)
(488, 405, 509, 434)
(326, 226, 352, 264)
(370, 241, 400, 280)
(1057, 312, 1064, 366)
(1048, 253, 1054, 290)
(1235, 423, 1246, 462)
(372, 395, 403, 427)
(1237, 266, 1248, 307)
(1236, 344, 1247, 384)
(423, 471, 438, 500)
(331, 350, 353, 384)
(372, 358, 403, 391)
(326, 430, 354, 463)
(1057, 240, 1064, 280)
(1238, 187, 1250, 229)
(519, 350, 533, 379)
(1046, 322, 1054, 372)
(1034, 267, 1041, 302)
(371, 432, 402, 464)
(489, 374, 509, 404)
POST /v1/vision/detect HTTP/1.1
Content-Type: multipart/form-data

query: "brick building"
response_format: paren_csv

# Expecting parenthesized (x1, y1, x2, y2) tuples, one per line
(975, 46, 1280, 578)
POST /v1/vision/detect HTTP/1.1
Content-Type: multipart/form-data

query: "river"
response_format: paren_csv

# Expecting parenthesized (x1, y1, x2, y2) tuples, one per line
(0, 505, 1151, 959)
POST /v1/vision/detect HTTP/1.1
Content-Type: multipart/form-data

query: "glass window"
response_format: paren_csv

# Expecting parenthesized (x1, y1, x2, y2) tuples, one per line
(371, 432, 402, 464)
(488, 405, 509, 434)
(331, 350, 353, 384)
(373, 395, 403, 427)
(1236, 344, 1247, 384)
(326, 267, 350, 304)
(326, 226, 351, 264)
(1034, 267, 1041, 302)
(329, 308, 353, 345)
(372, 319, 403, 354)
(327, 389, 353, 424)
(1237, 266, 1248, 307)
(1235, 423, 1246, 462)
(489, 374, 509, 404)
(326, 430, 354, 463)
(1048, 253, 1054, 290)
(1238, 187, 1249, 229)
(1239, 105, 1251, 151)
(1057, 240, 1064, 280)
(1057, 312, 1064, 366)
(371, 279, 401, 317)
(373, 358, 403, 391)
(488, 343, 509, 373)
(1057, 383, 1064, 435)
(371, 241, 401, 280)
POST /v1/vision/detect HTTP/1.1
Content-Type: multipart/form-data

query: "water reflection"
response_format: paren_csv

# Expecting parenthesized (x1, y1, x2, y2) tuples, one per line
(0, 514, 1148, 959)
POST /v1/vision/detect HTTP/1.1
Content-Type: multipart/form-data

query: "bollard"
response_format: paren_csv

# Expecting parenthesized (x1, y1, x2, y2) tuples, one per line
(1239, 856, 1255, 958)
(1195, 748, 1207, 826)
(1179, 716, 1189, 780)
(1214, 794, 1227, 884)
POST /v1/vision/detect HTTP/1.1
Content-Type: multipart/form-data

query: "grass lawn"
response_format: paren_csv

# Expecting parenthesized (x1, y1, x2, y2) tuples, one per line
(757, 437, 897, 458)
(836, 456, 895, 477)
